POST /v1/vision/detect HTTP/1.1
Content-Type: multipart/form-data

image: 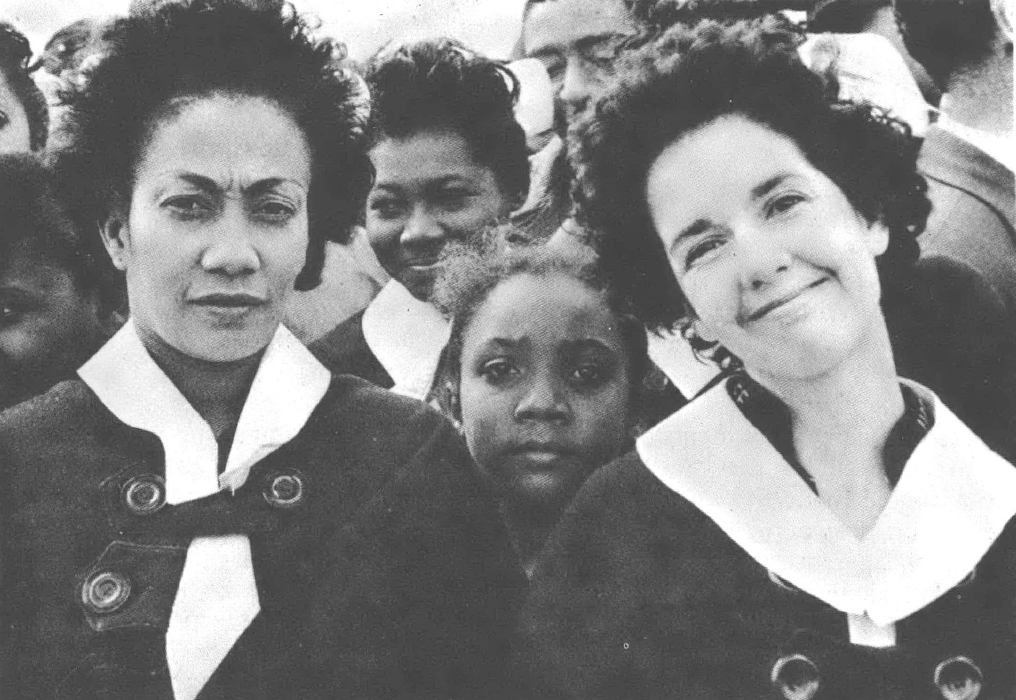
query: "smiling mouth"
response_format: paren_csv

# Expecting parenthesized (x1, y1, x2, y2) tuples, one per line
(744, 278, 828, 323)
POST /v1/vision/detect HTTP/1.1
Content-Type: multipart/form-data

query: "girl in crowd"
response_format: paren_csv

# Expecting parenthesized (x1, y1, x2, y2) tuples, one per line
(310, 38, 529, 400)
(520, 17, 1016, 699)
(431, 229, 647, 576)
(0, 154, 117, 411)
(0, 22, 48, 152)
(0, 3, 522, 699)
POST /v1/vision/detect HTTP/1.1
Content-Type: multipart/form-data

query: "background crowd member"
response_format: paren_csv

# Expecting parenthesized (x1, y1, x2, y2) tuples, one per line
(0, 153, 117, 411)
(432, 229, 647, 576)
(3, 2, 522, 698)
(310, 38, 529, 400)
(895, 0, 1016, 320)
(520, 18, 1016, 699)
(0, 21, 47, 153)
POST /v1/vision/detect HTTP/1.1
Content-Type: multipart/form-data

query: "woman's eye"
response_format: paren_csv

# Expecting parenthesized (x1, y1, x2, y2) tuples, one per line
(163, 195, 213, 220)
(766, 193, 806, 217)
(255, 199, 297, 221)
(685, 237, 724, 268)
(437, 189, 472, 212)
(369, 198, 404, 220)
(479, 358, 517, 384)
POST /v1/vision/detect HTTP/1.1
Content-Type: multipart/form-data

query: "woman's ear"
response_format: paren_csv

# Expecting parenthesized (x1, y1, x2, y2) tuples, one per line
(865, 219, 891, 257)
(99, 197, 130, 271)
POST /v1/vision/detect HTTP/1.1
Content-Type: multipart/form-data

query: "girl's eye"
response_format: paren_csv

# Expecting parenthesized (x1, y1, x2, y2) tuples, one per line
(479, 358, 517, 384)
(766, 193, 805, 217)
(164, 195, 214, 220)
(570, 363, 605, 386)
(685, 237, 724, 269)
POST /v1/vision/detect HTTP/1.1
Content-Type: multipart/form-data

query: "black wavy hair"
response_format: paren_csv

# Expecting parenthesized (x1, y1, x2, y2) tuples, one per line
(894, 0, 1000, 87)
(0, 22, 49, 151)
(0, 153, 103, 300)
(364, 38, 529, 207)
(432, 225, 649, 423)
(53, 0, 372, 312)
(571, 16, 930, 341)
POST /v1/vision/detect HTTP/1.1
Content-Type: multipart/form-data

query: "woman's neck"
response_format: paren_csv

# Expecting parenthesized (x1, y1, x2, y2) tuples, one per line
(755, 321, 904, 538)
(136, 323, 263, 438)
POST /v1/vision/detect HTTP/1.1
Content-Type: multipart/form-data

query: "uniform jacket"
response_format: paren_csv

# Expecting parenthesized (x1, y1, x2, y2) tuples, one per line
(0, 323, 524, 700)
(518, 379, 1016, 699)
(918, 124, 1016, 317)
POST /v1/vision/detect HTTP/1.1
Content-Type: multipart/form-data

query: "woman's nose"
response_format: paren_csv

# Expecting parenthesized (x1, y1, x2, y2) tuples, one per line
(514, 377, 571, 423)
(401, 206, 445, 247)
(200, 214, 261, 276)
(735, 227, 792, 291)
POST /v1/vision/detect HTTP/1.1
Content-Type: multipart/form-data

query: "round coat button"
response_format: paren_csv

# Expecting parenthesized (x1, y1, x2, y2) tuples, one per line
(934, 656, 983, 700)
(771, 654, 820, 700)
(121, 475, 166, 516)
(263, 471, 305, 509)
(81, 570, 131, 614)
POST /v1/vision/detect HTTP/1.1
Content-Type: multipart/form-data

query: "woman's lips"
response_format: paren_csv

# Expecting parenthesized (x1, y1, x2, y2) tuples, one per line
(743, 277, 828, 323)
(191, 293, 267, 307)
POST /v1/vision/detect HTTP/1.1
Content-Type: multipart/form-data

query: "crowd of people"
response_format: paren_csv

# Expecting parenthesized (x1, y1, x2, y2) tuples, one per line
(0, 0, 1012, 698)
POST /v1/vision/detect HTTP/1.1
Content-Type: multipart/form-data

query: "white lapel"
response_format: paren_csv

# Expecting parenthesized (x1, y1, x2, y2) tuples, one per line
(362, 279, 451, 401)
(78, 320, 332, 700)
(637, 379, 1016, 627)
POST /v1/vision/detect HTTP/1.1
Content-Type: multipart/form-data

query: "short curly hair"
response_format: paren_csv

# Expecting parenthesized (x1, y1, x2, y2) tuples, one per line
(53, 0, 372, 310)
(431, 226, 650, 417)
(364, 38, 529, 207)
(0, 22, 49, 151)
(571, 16, 930, 333)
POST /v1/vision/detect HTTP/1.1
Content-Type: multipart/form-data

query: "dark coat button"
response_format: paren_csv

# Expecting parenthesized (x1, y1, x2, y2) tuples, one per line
(121, 475, 166, 516)
(771, 654, 820, 700)
(263, 470, 305, 509)
(934, 656, 983, 700)
(81, 570, 131, 614)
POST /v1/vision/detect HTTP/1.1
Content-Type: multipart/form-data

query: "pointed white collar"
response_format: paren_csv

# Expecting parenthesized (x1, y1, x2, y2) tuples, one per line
(637, 379, 1016, 625)
(362, 279, 450, 401)
(78, 319, 332, 504)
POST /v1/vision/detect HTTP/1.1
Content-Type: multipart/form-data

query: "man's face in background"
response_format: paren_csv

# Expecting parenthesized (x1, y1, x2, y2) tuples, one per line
(522, 0, 637, 132)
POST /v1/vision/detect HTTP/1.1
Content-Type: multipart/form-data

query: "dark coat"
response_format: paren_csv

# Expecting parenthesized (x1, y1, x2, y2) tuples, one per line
(517, 451, 1016, 700)
(0, 375, 525, 700)
(308, 310, 393, 389)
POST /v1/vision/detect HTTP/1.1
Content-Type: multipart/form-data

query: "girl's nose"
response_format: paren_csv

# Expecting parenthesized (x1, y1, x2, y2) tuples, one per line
(514, 377, 571, 423)
(401, 206, 445, 246)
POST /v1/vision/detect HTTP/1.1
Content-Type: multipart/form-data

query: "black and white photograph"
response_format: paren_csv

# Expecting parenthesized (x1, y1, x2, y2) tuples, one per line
(0, 0, 1012, 698)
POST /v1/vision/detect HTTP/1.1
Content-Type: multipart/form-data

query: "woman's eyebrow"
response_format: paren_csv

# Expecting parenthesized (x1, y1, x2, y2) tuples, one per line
(672, 219, 712, 248)
(750, 173, 792, 201)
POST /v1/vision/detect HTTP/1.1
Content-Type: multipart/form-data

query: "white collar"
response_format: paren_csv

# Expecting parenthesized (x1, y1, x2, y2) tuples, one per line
(362, 279, 450, 401)
(78, 319, 332, 504)
(637, 379, 1016, 625)
(936, 98, 1016, 172)
(646, 329, 720, 399)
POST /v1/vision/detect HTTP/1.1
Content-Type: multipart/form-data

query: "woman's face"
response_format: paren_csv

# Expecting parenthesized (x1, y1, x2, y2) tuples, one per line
(0, 68, 32, 153)
(366, 128, 514, 301)
(107, 94, 311, 362)
(459, 273, 632, 515)
(645, 115, 889, 383)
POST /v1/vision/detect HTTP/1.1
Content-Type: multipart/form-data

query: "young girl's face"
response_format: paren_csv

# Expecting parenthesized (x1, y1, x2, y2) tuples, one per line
(458, 272, 633, 513)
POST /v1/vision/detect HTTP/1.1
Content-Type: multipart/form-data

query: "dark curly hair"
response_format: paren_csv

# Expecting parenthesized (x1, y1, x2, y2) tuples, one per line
(52, 0, 372, 312)
(364, 38, 529, 207)
(431, 225, 649, 422)
(0, 22, 49, 151)
(571, 16, 930, 338)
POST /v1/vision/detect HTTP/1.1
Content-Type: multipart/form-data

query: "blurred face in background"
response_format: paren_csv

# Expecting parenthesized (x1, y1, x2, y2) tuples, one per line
(104, 94, 311, 362)
(522, 0, 637, 129)
(0, 66, 31, 154)
(0, 243, 110, 409)
(365, 128, 514, 302)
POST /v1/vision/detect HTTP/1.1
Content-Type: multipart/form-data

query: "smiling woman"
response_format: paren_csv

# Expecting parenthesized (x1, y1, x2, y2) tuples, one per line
(0, 3, 523, 699)
(519, 16, 1016, 699)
